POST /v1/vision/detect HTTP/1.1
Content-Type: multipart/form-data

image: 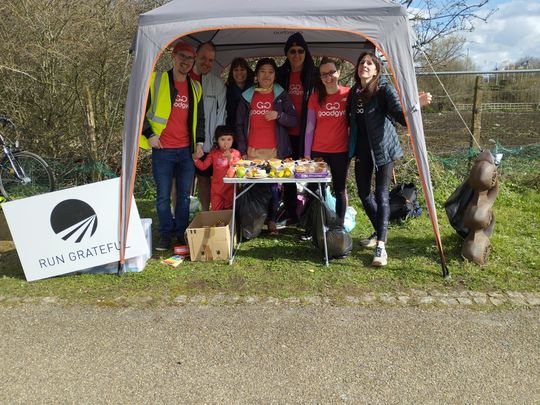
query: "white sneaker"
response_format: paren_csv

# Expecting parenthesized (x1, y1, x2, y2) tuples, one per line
(360, 232, 377, 248)
(372, 246, 388, 267)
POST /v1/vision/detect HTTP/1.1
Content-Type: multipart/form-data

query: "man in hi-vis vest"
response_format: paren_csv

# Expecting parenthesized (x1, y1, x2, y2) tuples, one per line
(141, 41, 205, 251)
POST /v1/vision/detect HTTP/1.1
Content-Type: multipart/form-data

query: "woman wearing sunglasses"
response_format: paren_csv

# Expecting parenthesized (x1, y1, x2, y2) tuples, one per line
(348, 51, 432, 267)
(277, 32, 318, 224)
(303, 57, 350, 225)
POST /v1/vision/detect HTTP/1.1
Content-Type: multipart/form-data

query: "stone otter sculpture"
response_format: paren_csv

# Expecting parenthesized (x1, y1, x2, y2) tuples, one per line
(461, 151, 499, 265)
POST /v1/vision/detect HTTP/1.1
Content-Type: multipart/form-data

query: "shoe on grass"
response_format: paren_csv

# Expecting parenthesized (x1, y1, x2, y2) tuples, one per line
(176, 234, 187, 246)
(155, 235, 171, 251)
(267, 221, 279, 236)
(360, 232, 377, 248)
(372, 246, 388, 267)
(300, 232, 312, 242)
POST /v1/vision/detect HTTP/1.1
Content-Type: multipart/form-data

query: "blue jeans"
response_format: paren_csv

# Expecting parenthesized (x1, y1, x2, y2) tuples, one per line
(152, 147, 195, 239)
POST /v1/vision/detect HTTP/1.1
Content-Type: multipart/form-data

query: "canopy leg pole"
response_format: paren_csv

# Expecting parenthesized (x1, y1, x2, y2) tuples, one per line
(117, 261, 124, 276)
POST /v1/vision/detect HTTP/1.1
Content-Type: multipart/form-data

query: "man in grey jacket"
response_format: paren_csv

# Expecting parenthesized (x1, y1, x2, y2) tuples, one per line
(189, 41, 227, 211)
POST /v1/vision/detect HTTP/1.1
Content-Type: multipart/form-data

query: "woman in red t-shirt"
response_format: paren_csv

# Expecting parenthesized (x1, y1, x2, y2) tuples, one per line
(236, 58, 297, 235)
(304, 57, 350, 221)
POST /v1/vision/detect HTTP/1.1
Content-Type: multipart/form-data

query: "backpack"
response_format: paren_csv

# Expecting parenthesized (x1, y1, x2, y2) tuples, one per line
(389, 183, 422, 222)
(301, 197, 352, 259)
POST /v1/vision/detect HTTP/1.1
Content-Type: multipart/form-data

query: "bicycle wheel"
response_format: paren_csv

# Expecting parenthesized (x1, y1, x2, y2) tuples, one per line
(0, 151, 56, 200)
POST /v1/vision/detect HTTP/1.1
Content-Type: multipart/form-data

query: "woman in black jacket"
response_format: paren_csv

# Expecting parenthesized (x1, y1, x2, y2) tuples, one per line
(225, 57, 254, 129)
(348, 51, 431, 267)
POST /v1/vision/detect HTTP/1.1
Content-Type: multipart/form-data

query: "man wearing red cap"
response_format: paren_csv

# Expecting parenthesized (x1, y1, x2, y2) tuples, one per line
(141, 41, 205, 251)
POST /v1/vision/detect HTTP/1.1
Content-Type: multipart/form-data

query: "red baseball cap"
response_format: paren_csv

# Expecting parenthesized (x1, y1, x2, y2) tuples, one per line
(172, 41, 195, 56)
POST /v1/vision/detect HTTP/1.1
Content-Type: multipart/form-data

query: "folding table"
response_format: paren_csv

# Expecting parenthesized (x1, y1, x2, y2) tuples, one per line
(223, 175, 332, 266)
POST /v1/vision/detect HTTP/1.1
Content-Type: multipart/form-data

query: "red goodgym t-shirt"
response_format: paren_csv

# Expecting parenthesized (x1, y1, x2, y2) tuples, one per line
(287, 71, 303, 136)
(159, 79, 190, 148)
(308, 86, 350, 153)
(248, 91, 277, 149)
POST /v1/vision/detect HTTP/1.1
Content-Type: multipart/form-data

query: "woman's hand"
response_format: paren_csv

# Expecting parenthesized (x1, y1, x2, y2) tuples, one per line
(419, 92, 432, 107)
(264, 110, 279, 121)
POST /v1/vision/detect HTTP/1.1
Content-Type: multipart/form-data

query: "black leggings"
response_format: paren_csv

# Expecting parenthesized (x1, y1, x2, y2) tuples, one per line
(354, 156, 393, 242)
(311, 151, 349, 220)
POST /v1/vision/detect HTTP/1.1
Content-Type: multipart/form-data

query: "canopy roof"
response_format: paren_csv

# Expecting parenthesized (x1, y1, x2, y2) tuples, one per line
(121, 0, 448, 276)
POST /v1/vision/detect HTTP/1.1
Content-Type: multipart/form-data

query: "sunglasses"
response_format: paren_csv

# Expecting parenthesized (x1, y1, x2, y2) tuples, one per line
(320, 70, 337, 79)
(175, 52, 195, 62)
(288, 49, 305, 55)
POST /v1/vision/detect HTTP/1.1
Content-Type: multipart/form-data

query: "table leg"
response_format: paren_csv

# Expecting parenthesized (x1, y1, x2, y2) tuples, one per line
(229, 183, 237, 265)
(318, 182, 329, 266)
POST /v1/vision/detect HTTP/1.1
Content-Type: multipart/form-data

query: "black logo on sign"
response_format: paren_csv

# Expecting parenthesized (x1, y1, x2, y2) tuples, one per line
(50, 199, 98, 243)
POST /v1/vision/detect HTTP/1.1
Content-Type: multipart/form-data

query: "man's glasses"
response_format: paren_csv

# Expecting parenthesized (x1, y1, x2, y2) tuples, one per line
(288, 49, 305, 55)
(175, 52, 195, 62)
(320, 70, 337, 79)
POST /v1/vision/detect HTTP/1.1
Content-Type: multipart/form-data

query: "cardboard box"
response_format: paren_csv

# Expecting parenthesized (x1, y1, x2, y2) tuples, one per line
(186, 210, 234, 261)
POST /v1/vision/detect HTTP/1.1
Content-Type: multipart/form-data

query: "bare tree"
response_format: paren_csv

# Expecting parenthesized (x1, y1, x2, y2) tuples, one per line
(402, 0, 496, 49)
(0, 0, 153, 184)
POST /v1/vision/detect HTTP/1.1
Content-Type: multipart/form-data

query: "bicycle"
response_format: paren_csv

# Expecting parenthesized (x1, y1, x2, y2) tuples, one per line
(0, 115, 56, 200)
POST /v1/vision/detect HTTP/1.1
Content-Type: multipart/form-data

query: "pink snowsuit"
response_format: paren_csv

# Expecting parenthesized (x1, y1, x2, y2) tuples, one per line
(194, 148, 241, 211)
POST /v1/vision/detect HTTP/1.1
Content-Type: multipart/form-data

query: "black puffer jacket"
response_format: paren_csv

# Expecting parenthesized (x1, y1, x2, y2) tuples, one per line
(347, 78, 406, 168)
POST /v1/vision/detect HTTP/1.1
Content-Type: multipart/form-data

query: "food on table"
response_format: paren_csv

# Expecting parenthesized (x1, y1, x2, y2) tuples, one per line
(226, 167, 236, 178)
(245, 168, 267, 178)
(268, 158, 282, 168)
(236, 159, 254, 167)
(235, 166, 246, 178)
(233, 159, 327, 178)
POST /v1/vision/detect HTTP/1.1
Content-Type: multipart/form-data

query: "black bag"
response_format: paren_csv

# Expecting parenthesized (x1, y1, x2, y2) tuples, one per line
(389, 183, 422, 222)
(302, 196, 352, 259)
(444, 179, 474, 238)
(236, 184, 272, 240)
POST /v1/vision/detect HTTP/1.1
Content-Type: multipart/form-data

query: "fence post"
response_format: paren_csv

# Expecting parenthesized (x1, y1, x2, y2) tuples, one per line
(470, 75, 483, 148)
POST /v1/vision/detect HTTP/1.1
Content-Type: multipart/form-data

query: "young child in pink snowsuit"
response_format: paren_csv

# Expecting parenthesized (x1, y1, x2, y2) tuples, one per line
(194, 125, 241, 211)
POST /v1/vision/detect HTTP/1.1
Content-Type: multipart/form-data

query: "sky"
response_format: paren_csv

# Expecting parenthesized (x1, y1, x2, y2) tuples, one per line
(463, 0, 540, 70)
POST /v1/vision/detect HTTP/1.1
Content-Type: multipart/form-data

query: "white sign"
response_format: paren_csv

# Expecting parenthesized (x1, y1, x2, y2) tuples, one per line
(2, 178, 148, 281)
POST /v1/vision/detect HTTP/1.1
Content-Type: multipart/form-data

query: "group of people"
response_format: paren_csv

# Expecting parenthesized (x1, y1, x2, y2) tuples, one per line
(141, 32, 431, 267)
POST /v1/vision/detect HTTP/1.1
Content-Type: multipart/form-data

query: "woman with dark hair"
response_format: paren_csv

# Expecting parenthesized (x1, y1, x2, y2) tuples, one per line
(236, 57, 297, 234)
(225, 57, 254, 128)
(304, 57, 350, 223)
(348, 51, 431, 267)
(277, 32, 318, 223)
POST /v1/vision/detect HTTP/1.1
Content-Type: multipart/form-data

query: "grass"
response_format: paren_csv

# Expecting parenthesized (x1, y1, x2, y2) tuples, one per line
(1, 167, 539, 306)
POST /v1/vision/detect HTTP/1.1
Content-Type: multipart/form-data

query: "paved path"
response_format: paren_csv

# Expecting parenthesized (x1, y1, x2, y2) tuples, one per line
(1, 304, 538, 404)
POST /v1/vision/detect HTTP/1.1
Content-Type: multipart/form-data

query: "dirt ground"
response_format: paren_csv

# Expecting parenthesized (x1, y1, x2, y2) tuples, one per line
(0, 209, 12, 240)
(419, 111, 540, 153)
(0, 210, 14, 259)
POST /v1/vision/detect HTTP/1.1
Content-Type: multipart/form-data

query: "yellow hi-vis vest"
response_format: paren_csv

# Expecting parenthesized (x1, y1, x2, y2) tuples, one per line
(140, 72, 202, 150)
